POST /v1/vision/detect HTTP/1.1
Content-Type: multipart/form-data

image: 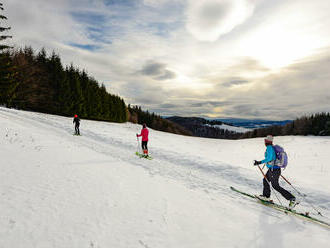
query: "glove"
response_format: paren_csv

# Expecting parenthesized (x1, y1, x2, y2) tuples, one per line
(254, 160, 262, 166)
(136, 134, 138, 137)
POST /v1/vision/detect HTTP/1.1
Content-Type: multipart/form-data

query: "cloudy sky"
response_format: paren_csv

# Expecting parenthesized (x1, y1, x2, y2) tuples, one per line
(3, 0, 330, 120)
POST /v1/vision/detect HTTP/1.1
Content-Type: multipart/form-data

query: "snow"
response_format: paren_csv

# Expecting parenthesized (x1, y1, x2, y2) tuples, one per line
(209, 123, 250, 133)
(0, 107, 329, 248)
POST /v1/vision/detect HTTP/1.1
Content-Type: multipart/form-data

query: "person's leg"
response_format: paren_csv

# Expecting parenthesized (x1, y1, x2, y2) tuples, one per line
(141, 141, 146, 153)
(75, 124, 80, 135)
(142, 141, 148, 155)
(270, 169, 294, 200)
(262, 170, 271, 198)
(145, 141, 148, 155)
(141, 141, 146, 155)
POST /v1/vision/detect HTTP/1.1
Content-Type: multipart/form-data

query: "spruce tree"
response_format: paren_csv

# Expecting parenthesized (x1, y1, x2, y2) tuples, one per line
(0, 3, 12, 50)
(0, 2, 17, 107)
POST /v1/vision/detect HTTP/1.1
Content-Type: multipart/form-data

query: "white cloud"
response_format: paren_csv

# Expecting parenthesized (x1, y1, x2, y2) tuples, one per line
(185, 0, 256, 41)
(237, 0, 330, 69)
(3, 0, 330, 120)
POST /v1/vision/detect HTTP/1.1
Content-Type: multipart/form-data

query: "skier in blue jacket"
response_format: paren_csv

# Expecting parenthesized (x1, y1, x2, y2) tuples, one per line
(254, 135, 296, 207)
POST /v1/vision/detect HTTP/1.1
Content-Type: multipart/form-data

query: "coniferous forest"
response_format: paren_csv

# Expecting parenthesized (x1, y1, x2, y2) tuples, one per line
(0, 44, 194, 134)
(240, 113, 330, 139)
(0, 3, 124, 122)
(3, 47, 127, 122)
(0, 2, 16, 106)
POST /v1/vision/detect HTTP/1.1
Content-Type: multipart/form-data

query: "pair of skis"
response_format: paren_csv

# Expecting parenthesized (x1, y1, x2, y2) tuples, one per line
(135, 152, 153, 160)
(230, 186, 330, 229)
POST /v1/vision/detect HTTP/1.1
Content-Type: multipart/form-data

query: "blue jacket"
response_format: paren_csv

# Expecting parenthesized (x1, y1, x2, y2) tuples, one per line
(261, 145, 280, 169)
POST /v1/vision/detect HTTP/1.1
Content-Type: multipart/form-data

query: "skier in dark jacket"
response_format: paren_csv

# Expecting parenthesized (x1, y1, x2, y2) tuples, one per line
(73, 114, 80, 135)
(254, 135, 296, 207)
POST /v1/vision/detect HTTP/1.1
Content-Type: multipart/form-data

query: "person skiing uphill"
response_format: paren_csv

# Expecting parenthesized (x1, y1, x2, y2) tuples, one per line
(254, 135, 296, 207)
(137, 123, 149, 157)
(73, 114, 80, 135)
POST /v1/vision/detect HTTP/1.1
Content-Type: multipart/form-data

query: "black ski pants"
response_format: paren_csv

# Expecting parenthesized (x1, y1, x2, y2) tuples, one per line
(263, 168, 294, 200)
(142, 141, 148, 150)
(75, 123, 80, 135)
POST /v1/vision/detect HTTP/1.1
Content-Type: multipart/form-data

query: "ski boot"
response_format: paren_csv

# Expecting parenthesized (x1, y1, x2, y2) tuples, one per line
(257, 195, 273, 203)
(289, 197, 299, 209)
(143, 149, 149, 158)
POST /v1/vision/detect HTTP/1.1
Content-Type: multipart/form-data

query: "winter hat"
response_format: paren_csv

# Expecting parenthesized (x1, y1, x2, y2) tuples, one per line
(74, 114, 78, 118)
(143, 123, 147, 128)
(264, 135, 273, 143)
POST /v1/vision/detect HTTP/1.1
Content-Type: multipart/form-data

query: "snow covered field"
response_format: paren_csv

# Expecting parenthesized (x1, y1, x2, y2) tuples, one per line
(209, 123, 250, 133)
(0, 107, 329, 248)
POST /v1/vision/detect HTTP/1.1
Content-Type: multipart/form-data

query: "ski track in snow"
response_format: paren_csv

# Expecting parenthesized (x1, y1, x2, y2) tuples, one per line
(1, 107, 330, 248)
(1, 108, 329, 214)
(0, 108, 265, 203)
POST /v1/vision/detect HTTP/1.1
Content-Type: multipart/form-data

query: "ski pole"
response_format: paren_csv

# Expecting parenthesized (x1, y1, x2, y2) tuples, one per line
(136, 135, 140, 154)
(257, 164, 284, 207)
(281, 174, 323, 216)
(280, 175, 303, 195)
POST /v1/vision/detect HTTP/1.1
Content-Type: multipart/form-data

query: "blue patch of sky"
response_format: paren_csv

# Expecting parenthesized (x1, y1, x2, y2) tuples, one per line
(69, 43, 100, 51)
(71, 11, 107, 26)
(86, 26, 113, 44)
(140, 2, 185, 37)
(69, 1, 184, 47)
(70, 11, 114, 45)
(103, 0, 140, 8)
(141, 22, 178, 37)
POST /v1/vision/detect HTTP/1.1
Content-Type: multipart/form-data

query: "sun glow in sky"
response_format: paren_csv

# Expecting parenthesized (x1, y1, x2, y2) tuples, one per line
(4, 0, 330, 119)
(239, 4, 330, 70)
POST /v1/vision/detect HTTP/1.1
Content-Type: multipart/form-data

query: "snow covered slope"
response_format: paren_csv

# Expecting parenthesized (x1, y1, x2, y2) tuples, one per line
(0, 107, 329, 248)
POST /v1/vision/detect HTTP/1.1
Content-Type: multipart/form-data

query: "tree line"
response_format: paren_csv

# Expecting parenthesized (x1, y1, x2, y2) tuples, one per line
(0, 42, 194, 134)
(166, 116, 242, 139)
(1, 47, 127, 122)
(240, 113, 330, 138)
(0, 2, 16, 106)
(1, 3, 127, 122)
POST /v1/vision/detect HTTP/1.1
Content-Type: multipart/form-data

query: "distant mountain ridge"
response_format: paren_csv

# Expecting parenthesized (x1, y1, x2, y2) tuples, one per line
(166, 116, 294, 139)
(211, 118, 293, 129)
(166, 116, 243, 139)
(167, 116, 224, 126)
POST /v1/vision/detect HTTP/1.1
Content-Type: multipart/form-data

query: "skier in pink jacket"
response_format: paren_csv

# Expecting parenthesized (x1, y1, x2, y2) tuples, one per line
(137, 123, 149, 156)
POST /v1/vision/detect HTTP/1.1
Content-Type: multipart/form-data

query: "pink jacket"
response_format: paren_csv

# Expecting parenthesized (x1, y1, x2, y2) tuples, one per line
(137, 128, 149, 141)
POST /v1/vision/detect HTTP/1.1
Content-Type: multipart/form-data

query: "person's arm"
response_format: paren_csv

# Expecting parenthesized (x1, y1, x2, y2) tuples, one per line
(261, 146, 274, 164)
